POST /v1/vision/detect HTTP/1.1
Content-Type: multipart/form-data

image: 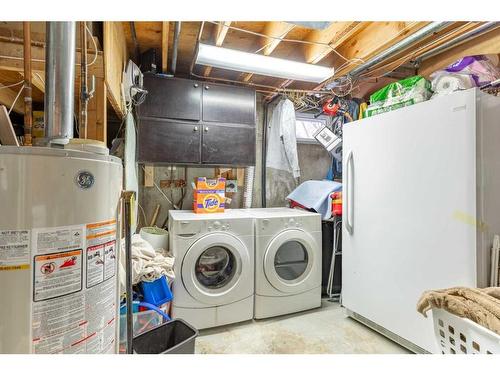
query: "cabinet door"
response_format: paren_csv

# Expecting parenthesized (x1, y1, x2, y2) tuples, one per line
(201, 124, 255, 166)
(139, 75, 202, 120)
(202, 84, 256, 125)
(138, 117, 201, 163)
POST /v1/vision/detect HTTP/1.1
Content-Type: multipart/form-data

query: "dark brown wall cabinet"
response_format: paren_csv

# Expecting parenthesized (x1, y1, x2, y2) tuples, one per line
(138, 74, 256, 166)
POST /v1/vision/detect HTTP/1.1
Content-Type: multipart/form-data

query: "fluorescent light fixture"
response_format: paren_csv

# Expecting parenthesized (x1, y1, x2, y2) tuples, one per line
(195, 43, 334, 83)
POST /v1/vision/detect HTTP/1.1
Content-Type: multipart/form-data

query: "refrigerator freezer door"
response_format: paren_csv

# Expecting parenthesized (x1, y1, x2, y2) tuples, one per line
(342, 90, 478, 353)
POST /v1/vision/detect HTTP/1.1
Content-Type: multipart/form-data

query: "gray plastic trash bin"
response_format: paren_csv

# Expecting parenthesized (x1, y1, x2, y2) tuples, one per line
(132, 318, 199, 354)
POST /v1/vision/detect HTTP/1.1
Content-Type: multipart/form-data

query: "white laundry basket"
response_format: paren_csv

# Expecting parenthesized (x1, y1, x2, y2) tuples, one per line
(432, 308, 500, 354)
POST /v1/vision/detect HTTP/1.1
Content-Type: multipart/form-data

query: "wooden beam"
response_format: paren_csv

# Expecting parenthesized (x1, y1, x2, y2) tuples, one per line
(241, 21, 295, 82)
(161, 22, 170, 73)
(204, 21, 231, 77)
(419, 27, 500, 77)
(0, 82, 24, 114)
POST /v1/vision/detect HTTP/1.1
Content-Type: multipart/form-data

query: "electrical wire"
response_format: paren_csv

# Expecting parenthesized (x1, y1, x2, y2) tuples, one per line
(8, 84, 24, 115)
(85, 24, 98, 67)
(0, 80, 24, 90)
(207, 21, 364, 65)
(253, 25, 296, 54)
(138, 203, 148, 228)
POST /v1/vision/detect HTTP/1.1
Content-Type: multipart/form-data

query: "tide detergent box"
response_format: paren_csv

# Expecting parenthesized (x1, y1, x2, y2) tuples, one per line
(193, 177, 226, 213)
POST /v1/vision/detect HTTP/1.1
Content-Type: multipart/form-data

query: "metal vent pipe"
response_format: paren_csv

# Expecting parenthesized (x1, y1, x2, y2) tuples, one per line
(171, 22, 181, 75)
(44, 21, 76, 142)
(416, 22, 500, 62)
(348, 22, 452, 77)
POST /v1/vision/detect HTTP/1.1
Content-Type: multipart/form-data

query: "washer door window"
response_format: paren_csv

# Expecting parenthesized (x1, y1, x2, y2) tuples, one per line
(264, 229, 316, 294)
(182, 233, 251, 305)
(195, 246, 236, 289)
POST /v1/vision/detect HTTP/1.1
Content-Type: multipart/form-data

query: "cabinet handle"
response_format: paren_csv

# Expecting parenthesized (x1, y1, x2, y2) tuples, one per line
(193, 126, 199, 132)
(193, 83, 199, 88)
(204, 127, 209, 132)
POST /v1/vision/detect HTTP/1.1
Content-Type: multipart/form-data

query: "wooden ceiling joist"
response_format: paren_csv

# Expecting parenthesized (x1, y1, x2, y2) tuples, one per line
(264, 21, 367, 100)
(241, 21, 295, 83)
(303, 21, 363, 64)
(204, 21, 231, 77)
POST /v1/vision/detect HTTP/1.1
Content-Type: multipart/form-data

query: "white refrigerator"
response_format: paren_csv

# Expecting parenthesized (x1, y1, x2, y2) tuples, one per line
(342, 88, 500, 353)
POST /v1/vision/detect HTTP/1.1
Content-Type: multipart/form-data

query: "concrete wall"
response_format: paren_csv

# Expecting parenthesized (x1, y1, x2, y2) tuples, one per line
(137, 95, 331, 229)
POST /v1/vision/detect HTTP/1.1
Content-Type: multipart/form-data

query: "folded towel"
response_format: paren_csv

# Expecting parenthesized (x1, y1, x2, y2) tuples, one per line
(417, 287, 500, 335)
(286, 180, 342, 220)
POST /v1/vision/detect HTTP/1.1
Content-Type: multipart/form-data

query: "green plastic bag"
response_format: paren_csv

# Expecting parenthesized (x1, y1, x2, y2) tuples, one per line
(366, 75, 432, 117)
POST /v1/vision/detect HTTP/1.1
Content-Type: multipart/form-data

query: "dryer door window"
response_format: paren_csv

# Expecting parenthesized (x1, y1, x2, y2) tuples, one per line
(274, 241, 309, 281)
(263, 229, 317, 294)
(195, 246, 236, 289)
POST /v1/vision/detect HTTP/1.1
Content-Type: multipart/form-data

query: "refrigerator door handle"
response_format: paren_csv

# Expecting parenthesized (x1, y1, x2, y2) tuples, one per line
(345, 151, 354, 235)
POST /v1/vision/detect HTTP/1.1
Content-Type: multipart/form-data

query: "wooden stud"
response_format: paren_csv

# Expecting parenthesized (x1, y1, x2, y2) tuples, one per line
(161, 21, 170, 73)
(237, 168, 245, 187)
(144, 165, 154, 187)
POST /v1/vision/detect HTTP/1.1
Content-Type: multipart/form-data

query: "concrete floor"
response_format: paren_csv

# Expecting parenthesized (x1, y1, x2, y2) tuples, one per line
(195, 299, 410, 354)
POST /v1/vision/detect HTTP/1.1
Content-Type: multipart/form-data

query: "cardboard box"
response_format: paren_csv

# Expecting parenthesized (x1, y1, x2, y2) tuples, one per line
(193, 177, 226, 214)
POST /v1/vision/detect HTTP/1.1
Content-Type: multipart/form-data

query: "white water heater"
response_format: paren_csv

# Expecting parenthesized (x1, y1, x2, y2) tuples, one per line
(0, 146, 123, 353)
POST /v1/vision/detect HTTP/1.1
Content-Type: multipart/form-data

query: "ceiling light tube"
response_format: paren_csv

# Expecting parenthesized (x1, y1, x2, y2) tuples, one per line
(195, 43, 334, 83)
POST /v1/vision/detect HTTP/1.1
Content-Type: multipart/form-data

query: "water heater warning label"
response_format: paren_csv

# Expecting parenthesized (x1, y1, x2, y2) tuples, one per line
(33, 250, 83, 301)
(0, 230, 30, 271)
(30, 219, 118, 354)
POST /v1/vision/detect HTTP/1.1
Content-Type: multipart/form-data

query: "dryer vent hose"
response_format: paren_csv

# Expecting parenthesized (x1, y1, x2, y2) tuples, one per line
(243, 166, 255, 209)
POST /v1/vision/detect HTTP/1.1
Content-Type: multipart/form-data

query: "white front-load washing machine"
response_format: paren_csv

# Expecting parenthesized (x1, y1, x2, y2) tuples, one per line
(168, 210, 254, 329)
(245, 208, 322, 319)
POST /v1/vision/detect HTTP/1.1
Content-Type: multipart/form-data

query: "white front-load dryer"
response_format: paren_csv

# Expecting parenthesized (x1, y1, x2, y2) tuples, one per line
(245, 208, 322, 319)
(168, 210, 254, 329)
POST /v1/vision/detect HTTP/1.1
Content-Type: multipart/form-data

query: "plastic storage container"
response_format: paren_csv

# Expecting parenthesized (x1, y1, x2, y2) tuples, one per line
(133, 319, 199, 354)
(119, 310, 163, 353)
(432, 308, 500, 354)
(140, 275, 173, 306)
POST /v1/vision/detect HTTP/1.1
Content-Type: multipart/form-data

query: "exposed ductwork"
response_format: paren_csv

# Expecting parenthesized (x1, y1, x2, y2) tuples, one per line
(416, 22, 500, 62)
(44, 21, 77, 143)
(347, 22, 452, 77)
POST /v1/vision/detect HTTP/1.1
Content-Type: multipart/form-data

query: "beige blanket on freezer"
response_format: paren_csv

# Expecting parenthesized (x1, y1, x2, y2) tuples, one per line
(417, 287, 500, 335)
